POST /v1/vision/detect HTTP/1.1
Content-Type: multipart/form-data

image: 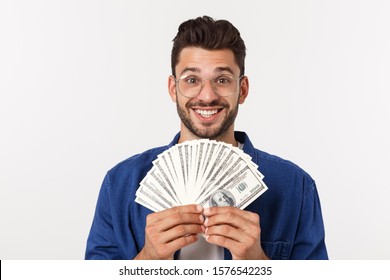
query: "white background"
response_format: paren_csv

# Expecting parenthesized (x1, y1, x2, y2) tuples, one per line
(0, 0, 389, 260)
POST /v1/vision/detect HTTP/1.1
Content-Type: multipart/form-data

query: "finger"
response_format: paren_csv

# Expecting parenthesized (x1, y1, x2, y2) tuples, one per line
(204, 224, 241, 242)
(205, 231, 266, 260)
(151, 212, 205, 233)
(148, 204, 203, 223)
(205, 233, 239, 251)
(204, 211, 259, 232)
(204, 214, 254, 233)
(160, 224, 205, 243)
(205, 234, 251, 258)
(204, 207, 259, 223)
(204, 207, 260, 231)
(141, 232, 201, 259)
(165, 234, 200, 253)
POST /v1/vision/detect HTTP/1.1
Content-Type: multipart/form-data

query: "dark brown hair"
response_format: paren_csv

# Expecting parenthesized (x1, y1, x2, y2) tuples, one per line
(171, 16, 246, 77)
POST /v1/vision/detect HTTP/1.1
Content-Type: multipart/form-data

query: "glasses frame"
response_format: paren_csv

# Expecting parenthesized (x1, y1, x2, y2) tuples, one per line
(174, 74, 244, 98)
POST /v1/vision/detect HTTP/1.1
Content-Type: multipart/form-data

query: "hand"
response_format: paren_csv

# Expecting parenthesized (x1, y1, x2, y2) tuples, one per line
(203, 207, 269, 260)
(134, 204, 205, 260)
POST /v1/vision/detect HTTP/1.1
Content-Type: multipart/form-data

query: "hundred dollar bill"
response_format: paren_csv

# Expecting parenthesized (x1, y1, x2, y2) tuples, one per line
(135, 139, 268, 212)
(198, 165, 268, 210)
(135, 196, 160, 212)
(137, 167, 181, 206)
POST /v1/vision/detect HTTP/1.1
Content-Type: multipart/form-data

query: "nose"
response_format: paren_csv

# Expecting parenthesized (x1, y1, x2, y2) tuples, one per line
(197, 79, 219, 102)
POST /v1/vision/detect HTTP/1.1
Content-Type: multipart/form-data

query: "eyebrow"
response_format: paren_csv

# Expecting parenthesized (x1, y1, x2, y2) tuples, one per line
(179, 67, 200, 77)
(179, 66, 236, 77)
(214, 67, 235, 75)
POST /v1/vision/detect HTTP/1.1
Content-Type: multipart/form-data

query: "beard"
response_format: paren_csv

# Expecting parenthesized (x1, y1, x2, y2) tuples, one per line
(176, 98, 239, 139)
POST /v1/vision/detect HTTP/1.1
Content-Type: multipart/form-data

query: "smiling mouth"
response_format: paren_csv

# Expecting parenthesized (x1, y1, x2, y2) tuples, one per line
(194, 109, 221, 118)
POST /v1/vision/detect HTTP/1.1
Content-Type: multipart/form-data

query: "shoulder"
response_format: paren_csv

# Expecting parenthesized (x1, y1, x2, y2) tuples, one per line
(238, 131, 314, 184)
(257, 149, 309, 174)
(254, 148, 316, 195)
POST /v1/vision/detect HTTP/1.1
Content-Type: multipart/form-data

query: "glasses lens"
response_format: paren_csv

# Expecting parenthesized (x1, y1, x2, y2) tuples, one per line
(177, 75, 239, 97)
(178, 76, 201, 98)
(212, 75, 237, 97)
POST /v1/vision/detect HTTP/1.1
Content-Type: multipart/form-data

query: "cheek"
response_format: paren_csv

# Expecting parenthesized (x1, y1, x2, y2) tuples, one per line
(228, 96, 240, 108)
(176, 97, 186, 108)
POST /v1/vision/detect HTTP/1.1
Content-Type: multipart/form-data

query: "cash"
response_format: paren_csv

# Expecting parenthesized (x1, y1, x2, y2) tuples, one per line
(135, 139, 268, 212)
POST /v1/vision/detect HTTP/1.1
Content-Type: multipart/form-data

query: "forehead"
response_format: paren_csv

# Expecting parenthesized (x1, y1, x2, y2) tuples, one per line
(176, 47, 239, 76)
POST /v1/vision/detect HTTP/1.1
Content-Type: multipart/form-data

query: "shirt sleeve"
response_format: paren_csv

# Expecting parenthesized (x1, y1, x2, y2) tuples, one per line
(85, 174, 123, 260)
(291, 180, 328, 259)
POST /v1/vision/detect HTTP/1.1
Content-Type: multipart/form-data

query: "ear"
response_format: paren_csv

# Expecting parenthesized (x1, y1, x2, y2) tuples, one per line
(238, 76, 249, 104)
(168, 75, 177, 103)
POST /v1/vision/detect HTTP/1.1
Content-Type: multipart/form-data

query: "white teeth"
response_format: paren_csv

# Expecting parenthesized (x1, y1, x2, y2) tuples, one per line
(195, 109, 218, 118)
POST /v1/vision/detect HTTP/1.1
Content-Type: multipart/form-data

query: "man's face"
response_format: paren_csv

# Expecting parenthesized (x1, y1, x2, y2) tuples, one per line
(213, 192, 231, 207)
(169, 47, 248, 140)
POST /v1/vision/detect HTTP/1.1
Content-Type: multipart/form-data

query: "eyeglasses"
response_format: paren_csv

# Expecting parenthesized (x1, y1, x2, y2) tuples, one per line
(175, 74, 243, 98)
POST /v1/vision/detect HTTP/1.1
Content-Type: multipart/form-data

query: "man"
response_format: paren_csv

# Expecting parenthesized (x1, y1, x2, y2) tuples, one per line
(85, 16, 328, 260)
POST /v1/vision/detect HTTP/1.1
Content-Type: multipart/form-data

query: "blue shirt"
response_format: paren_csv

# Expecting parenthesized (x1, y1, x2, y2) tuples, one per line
(85, 132, 328, 260)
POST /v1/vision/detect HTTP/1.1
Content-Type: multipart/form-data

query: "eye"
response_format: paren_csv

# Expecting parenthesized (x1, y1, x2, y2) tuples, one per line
(184, 76, 200, 84)
(215, 76, 233, 85)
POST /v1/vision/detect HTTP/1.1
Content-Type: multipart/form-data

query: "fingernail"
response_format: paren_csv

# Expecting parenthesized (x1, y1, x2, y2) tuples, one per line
(196, 204, 203, 212)
(204, 218, 209, 226)
(199, 214, 204, 222)
(203, 208, 210, 215)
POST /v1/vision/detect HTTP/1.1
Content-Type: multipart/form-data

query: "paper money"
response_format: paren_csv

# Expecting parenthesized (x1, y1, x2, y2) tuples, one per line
(135, 139, 268, 211)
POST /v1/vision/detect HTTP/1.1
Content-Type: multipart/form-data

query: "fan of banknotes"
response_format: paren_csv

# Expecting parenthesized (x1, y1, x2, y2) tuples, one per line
(135, 139, 268, 212)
